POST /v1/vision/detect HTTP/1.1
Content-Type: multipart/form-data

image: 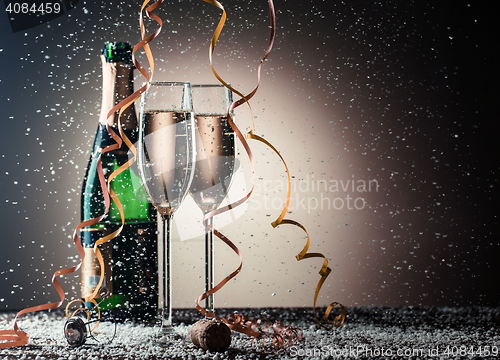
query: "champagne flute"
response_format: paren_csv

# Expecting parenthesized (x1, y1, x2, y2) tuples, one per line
(137, 82, 195, 343)
(190, 84, 236, 317)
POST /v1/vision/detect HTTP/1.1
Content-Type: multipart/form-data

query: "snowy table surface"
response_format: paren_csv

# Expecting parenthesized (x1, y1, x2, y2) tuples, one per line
(1, 306, 499, 359)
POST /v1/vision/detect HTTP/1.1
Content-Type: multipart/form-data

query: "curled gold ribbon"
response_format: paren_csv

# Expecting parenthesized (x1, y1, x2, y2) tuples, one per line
(0, 0, 163, 349)
(247, 134, 346, 329)
(200, 0, 345, 339)
(77, 0, 164, 313)
(0, 147, 110, 348)
(193, 0, 304, 352)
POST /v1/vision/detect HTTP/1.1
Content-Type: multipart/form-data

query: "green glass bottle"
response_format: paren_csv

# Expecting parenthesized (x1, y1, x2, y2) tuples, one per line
(80, 42, 157, 322)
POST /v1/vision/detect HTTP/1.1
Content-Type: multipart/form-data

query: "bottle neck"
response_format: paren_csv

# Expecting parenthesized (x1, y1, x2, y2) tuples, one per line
(99, 55, 136, 130)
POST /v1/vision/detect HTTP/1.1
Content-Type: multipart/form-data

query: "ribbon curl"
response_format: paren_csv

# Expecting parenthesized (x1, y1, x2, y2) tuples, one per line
(247, 134, 346, 329)
(80, 0, 164, 308)
(0, 135, 111, 348)
(194, 0, 304, 350)
(198, 0, 345, 343)
(0, 0, 163, 349)
(191, 0, 302, 352)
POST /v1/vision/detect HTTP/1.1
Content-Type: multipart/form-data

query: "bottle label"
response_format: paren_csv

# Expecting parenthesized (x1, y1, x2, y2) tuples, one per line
(81, 230, 113, 299)
(80, 222, 157, 319)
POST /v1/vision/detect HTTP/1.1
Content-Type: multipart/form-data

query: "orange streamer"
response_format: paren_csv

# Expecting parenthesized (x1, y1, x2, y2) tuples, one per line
(0, 0, 163, 349)
(193, 0, 303, 351)
(247, 134, 346, 329)
(199, 0, 346, 338)
(82, 0, 164, 306)
(0, 143, 111, 348)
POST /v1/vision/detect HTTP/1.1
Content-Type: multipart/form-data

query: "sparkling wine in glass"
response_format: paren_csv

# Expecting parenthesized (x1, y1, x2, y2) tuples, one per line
(137, 82, 195, 343)
(190, 84, 236, 317)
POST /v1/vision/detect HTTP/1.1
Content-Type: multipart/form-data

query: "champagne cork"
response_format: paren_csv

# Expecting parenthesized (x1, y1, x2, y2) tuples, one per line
(190, 318, 231, 352)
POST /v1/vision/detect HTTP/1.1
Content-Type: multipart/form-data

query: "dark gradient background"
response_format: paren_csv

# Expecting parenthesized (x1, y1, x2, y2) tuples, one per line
(0, 0, 497, 310)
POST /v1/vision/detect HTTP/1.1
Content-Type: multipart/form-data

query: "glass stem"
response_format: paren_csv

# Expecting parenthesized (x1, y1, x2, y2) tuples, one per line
(158, 212, 173, 330)
(205, 215, 214, 317)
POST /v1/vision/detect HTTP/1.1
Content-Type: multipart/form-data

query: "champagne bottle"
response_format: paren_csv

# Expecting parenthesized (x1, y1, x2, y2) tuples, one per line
(80, 42, 157, 322)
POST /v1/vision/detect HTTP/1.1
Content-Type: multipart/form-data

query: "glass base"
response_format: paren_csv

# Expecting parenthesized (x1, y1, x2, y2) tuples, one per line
(153, 325, 181, 346)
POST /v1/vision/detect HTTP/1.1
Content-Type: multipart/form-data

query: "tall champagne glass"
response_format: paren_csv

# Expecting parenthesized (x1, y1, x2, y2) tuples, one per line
(137, 82, 195, 342)
(190, 84, 236, 317)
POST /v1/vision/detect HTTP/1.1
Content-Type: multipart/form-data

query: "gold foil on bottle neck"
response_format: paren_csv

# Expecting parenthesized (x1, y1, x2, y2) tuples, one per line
(99, 55, 137, 130)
